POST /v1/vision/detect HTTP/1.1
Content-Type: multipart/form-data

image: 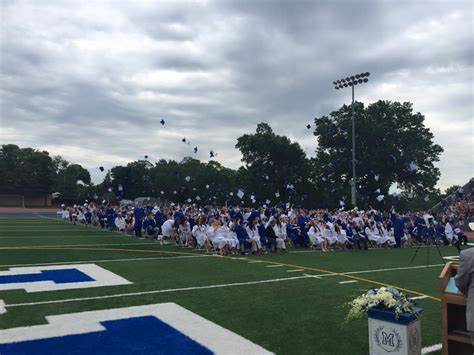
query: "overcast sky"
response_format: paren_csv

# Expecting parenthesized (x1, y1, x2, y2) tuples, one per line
(1, 0, 472, 190)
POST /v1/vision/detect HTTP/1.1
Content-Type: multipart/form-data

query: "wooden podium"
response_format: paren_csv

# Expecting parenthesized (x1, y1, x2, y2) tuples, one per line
(439, 262, 473, 355)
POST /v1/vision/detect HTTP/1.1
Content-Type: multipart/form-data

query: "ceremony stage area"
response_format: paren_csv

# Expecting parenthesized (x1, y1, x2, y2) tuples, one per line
(0, 215, 470, 354)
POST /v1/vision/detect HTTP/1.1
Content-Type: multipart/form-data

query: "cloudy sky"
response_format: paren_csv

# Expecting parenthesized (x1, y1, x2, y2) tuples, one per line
(1, 0, 472, 190)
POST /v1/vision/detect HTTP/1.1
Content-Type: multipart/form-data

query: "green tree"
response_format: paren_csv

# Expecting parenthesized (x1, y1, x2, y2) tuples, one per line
(0, 144, 56, 193)
(312, 100, 443, 208)
(236, 122, 310, 206)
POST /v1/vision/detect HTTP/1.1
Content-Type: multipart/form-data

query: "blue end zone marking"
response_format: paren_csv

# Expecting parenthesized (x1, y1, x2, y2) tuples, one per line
(0, 316, 214, 354)
(0, 269, 95, 284)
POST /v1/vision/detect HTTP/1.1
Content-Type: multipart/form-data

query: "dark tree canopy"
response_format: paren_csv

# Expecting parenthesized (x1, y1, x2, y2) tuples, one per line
(312, 100, 443, 208)
(0, 144, 56, 193)
(236, 122, 310, 206)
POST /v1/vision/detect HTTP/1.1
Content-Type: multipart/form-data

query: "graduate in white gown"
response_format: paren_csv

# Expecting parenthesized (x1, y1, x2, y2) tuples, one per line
(192, 216, 210, 250)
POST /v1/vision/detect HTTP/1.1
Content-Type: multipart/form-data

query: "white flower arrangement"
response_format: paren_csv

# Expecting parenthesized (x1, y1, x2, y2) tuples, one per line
(345, 287, 419, 322)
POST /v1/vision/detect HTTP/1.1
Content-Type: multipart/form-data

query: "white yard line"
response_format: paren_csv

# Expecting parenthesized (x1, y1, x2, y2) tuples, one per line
(410, 296, 428, 300)
(286, 269, 305, 272)
(303, 273, 322, 279)
(421, 343, 442, 354)
(0, 242, 165, 249)
(339, 280, 358, 284)
(265, 264, 284, 268)
(0, 255, 204, 268)
(315, 263, 444, 278)
(5, 275, 311, 308)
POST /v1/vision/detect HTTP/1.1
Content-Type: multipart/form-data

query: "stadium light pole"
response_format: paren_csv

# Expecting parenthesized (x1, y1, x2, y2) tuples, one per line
(332, 72, 370, 208)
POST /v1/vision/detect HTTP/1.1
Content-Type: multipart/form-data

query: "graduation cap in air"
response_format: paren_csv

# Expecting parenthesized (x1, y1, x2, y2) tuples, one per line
(196, 196, 201, 201)
(306, 124, 311, 129)
(408, 161, 418, 172)
(99, 166, 105, 172)
(108, 188, 112, 192)
(160, 191, 164, 195)
(206, 184, 210, 189)
(194, 147, 198, 153)
(375, 188, 381, 193)
(144, 155, 149, 159)
(173, 190, 177, 194)
(209, 151, 215, 158)
(265, 199, 271, 204)
(187, 198, 192, 203)
(182, 138, 186, 143)
(374, 174, 380, 181)
(376, 195, 384, 202)
(322, 177, 327, 182)
(185, 176, 191, 182)
(424, 195, 430, 202)
(237, 189, 244, 199)
(160, 119, 165, 125)
(118, 184, 123, 191)
(275, 192, 280, 198)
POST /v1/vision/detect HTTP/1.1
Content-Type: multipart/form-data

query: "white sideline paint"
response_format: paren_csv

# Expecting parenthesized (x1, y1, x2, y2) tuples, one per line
(265, 264, 284, 268)
(6, 275, 311, 308)
(442, 256, 460, 261)
(0, 255, 203, 268)
(315, 263, 444, 278)
(303, 273, 322, 279)
(0, 241, 167, 249)
(286, 269, 305, 272)
(421, 343, 442, 354)
(410, 296, 428, 300)
(0, 302, 274, 355)
(0, 299, 5, 314)
(0, 264, 131, 292)
(339, 280, 358, 284)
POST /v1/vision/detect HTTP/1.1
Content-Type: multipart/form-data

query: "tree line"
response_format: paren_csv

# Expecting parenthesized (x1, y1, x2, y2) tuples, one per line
(0, 100, 454, 210)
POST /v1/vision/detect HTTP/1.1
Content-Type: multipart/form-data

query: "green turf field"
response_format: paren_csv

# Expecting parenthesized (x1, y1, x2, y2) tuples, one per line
(0, 216, 468, 354)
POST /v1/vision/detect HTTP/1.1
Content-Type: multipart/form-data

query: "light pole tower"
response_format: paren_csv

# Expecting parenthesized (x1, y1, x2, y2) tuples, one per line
(333, 72, 370, 208)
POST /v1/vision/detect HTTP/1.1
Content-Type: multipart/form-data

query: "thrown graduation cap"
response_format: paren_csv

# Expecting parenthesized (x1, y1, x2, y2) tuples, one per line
(99, 166, 105, 172)
(160, 191, 164, 195)
(424, 195, 430, 202)
(374, 174, 380, 181)
(265, 175, 269, 180)
(185, 176, 191, 182)
(187, 198, 192, 203)
(206, 184, 210, 189)
(375, 188, 381, 193)
(339, 200, 345, 206)
(376, 195, 384, 202)
(196, 196, 201, 201)
(192, 187, 196, 191)
(194, 146, 198, 153)
(229, 192, 234, 196)
(108, 188, 112, 192)
(408, 161, 418, 172)
(182, 138, 186, 143)
(144, 155, 149, 159)
(275, 192, 280, 198)
(160, 119, 165, 125)
(306, 124, 311, 129)
(209, 150, 215, 158)
(173, 190, 177, 194)
(237, 189, 245, 199)
(118, 184, 123, 191)
(265, 199, 271, 204)
(322, 177, 327, 181)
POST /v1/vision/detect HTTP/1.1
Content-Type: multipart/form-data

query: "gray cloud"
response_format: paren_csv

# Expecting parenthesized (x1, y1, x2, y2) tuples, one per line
(0, 0, 472, 191)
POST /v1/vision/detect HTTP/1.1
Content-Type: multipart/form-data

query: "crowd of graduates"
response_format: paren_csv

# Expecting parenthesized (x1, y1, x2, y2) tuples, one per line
(60, 196, 471, 256)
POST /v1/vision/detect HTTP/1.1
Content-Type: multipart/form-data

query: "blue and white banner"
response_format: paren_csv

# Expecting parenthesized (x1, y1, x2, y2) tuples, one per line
(0, 303, 273, 354)
(0, 264, 131, 292)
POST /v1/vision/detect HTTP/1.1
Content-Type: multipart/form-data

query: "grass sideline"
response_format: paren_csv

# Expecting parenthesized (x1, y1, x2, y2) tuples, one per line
(0, 216, 468, 354)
